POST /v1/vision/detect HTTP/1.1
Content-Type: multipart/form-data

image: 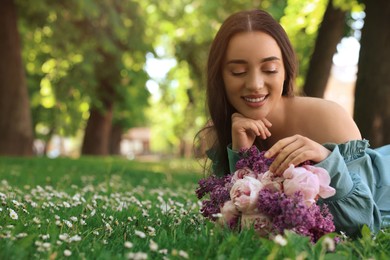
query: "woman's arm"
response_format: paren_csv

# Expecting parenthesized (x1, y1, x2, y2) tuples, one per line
(265, 99, 362, 175)
(316, 142, 382, 237)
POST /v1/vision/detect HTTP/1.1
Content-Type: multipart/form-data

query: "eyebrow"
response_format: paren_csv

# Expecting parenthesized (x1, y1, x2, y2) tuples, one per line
(226, 56, 280, 64)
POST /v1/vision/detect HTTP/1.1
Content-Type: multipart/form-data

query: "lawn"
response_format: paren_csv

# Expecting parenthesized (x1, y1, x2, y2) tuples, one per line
(0, 156, 389, 259)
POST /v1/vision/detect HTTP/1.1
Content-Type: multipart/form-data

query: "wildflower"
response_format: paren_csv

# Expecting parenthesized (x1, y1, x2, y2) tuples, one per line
(16, 233, 28, 238)
(41, 234, 50, 240)
(59, 233, 69, 241)
(9, 209, 18, 220)
(70, 216, 78, 222)
(178, 250, 189, 259)
(173, 218, 182, 226)
(12, 200, 21, 207)
(134, 230, 146, 238)
(159, 249, 168, 255)
(126, 252, 148, 260)
(63, 220, 73, 228)
(149, 240, 158, 251)
(64, 249, 72, 257)
(273, 234, 287, 246)
(69, 235, 82, 242)
(42, 242, 51, 249)
(147, 226, 156, 236)
(124, 241, 133, 248)
(322, 236, 335, 251)
(105, 223, 113, 233)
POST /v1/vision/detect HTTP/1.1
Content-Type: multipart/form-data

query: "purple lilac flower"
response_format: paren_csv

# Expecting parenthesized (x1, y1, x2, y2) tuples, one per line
(236, 146, 273, 174)
(236, 146, 314, 175)
(196, 175, 232, 220)
(196, 175, 231, 199)
(257, 189, 335, 243)
(199, 200, 221, 221)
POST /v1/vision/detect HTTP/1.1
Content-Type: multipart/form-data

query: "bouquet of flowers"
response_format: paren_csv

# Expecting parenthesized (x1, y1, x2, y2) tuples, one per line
(196, 146, 336, 243)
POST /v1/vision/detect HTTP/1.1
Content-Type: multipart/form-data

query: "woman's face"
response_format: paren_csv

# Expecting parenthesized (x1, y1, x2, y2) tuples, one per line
(222, 31, 285, 120)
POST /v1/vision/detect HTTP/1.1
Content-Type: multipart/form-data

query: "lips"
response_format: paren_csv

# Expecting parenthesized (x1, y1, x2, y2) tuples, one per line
(242, 95, 268, 104)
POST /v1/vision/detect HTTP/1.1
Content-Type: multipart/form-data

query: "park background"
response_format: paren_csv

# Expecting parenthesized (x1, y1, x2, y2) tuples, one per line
(1, 0, 390, 259)
(1, 0, 390, 159)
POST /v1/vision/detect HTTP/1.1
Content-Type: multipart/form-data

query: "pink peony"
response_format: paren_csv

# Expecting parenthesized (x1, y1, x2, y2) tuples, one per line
(241, 213, 272, 236)
(283, 165, 335, 206)
(302, 165, 336, 199)
(219, 200, 240, 227)
(258, 171, 283, 192)
(230, 176, 263, 213)
(231, 167, 257, 183)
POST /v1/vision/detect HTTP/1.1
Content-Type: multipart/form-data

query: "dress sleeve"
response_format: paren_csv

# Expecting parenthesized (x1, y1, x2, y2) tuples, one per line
(316, 142, 382, 237)
(227, 145, 240, 173)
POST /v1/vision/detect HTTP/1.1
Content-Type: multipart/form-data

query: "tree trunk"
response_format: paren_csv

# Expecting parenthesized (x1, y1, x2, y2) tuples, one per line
(81, 78, 115, 155)
(0, 0, 33, 156)
(109, 123, 123, 155)
(81, 48, 118, 156)
(354, 0, 390, 147)
(81, 105, 113, 155)
(302, 0, 346, 97)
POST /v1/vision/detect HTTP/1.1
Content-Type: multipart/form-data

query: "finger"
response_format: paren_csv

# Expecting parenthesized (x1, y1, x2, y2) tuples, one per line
(268, 138, 303, 173)
(273, 147, 308, 175)
(261, 118, 273, 128)
(232, 112, 243, 119)
(265, 135, 298, 158)
(254, 121, 268, 139)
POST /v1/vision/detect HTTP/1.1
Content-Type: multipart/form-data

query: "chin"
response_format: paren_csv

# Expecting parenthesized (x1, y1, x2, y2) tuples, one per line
(242, 111, 267, 120)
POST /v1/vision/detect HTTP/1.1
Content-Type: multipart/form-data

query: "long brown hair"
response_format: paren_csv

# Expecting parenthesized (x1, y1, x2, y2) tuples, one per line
(202, 9, 298, 175)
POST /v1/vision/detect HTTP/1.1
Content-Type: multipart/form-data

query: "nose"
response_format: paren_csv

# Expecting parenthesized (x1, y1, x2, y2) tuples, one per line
(245, 71, 264, 91)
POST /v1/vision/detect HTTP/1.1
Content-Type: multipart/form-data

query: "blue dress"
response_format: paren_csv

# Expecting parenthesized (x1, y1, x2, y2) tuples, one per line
(226, 140, 390, 237)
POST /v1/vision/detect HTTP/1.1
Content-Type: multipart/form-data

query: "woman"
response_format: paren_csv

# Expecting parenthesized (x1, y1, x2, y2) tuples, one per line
(201, 9, 390, 237)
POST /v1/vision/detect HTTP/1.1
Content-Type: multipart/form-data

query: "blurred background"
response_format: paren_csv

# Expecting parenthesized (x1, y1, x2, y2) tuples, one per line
(1, 0, 389, 160)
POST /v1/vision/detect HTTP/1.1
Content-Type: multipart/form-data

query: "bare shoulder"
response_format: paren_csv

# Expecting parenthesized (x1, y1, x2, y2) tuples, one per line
(290, 96, 362, 143)
(296, 96, 348, 116)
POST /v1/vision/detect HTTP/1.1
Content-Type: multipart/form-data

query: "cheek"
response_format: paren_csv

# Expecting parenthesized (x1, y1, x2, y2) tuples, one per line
(224, 83, 237, 104)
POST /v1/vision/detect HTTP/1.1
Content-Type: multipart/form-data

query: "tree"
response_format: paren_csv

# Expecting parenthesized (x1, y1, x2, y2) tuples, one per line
(80, 1, 152, 155)
(14, 0, 152, 156)
(354, 0, 390, 146)
(0, 0, 33, 156)
(303, 0, 346, 97)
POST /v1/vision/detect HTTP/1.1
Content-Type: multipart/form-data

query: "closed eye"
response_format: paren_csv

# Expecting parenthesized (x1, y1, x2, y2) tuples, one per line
(265, 70, 278, 74)
(231, 71, 246, 76)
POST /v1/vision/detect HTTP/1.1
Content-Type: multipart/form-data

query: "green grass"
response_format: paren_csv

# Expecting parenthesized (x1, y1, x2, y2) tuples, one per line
(0, 156, 389, 259)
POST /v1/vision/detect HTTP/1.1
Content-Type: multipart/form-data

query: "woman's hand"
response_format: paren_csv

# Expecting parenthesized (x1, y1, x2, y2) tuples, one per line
(265, 135, 331, 175)
(231, 113, 272, 151)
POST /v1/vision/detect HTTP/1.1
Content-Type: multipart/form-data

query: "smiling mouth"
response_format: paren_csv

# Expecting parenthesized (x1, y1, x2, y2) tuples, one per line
(243, 95, 268, 103)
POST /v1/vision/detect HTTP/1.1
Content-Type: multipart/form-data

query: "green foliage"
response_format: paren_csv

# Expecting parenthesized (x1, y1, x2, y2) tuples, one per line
(0, 157, 389, 259)
(17, 0, 153, 144)
(280, 0, 328, 88)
